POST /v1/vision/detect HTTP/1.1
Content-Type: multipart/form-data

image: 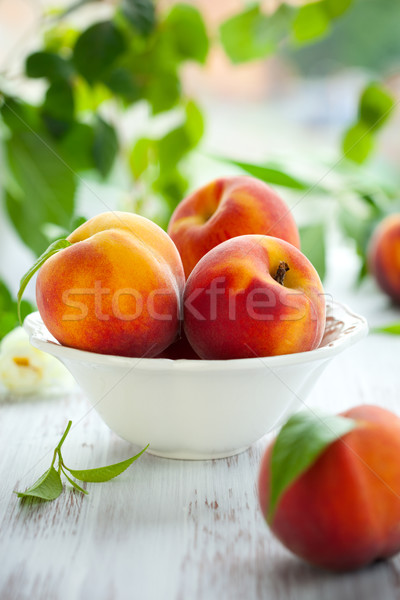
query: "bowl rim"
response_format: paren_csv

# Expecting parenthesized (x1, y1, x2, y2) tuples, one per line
(24, 300, 368, 372)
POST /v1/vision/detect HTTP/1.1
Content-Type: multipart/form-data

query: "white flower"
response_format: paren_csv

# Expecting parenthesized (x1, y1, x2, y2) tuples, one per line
(0, 327, 75, 396)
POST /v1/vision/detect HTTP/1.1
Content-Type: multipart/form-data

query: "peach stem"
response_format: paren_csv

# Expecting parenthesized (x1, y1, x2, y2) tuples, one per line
(274, 261, 290, 285)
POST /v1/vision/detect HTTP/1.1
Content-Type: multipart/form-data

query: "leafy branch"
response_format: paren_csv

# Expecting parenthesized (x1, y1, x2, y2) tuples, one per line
(15, 420, 149, 502)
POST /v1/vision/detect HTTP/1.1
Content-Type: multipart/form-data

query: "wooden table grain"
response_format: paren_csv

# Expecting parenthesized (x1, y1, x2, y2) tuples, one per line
(1, 275, 400, 600)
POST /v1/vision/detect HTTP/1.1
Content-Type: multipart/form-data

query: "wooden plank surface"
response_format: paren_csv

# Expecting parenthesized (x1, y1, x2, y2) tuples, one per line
(0, 285, 400, 600)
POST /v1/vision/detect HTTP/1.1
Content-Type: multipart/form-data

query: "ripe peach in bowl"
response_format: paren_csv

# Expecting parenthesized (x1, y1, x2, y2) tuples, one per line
(24, 300, 367, 460)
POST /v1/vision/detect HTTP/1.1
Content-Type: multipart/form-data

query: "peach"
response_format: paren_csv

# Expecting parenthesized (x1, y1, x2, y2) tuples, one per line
(183, 235, 325, 360)
(168, 176, 300, 278)
(368, 213, 400, 303)
(258, 405, 400, 571)
(36, 211, 185, 357)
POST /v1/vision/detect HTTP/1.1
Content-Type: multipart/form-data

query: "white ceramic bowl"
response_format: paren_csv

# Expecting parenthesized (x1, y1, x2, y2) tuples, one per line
(24, 300, 368, 460)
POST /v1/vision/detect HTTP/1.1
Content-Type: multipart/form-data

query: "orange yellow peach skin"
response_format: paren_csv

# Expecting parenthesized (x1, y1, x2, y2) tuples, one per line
(36, 212, 184, 357)
(168, 176, 300, 278)
(258, 405, 400, 571)
(183, 235, 325, 360)
(368, 213, 400, 303)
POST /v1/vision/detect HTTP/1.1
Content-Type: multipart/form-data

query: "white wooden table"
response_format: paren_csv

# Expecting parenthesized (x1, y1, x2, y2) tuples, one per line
(1, 251, 400, 600)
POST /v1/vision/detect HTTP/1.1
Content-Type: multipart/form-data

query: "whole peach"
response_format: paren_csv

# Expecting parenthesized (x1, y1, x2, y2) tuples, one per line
(258, 405, 400, 571)
(168, 176, 300, 278)
(36, 212, 184, 357)
(368, 214, 400, 303)
(183, 235, 325, 360)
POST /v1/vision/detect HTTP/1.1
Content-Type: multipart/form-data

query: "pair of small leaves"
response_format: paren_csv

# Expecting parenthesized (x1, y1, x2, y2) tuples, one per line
(268, 410, 356, 521)
(16, 420, 149, 502)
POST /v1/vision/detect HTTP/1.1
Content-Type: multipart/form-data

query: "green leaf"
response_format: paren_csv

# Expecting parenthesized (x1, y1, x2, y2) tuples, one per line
(292, 2, 331, 44)
(299, 223, 326, 281)
(4, 128, 76, 255)
(184, 100, 204, 147)
(17, 238, 71, 323)
(92, 116, 118, 178)
(0, 312, 18, 340)
(323, 0, 352, 19)
(220, 4, 292, 64)
(218, 158, 313, 191)
(61, 468, 89, 495)
(73, 21, 126, 84)
(64, 444, 149, 482)
(42, 79, 75, 138)
(359, 82, 395, 131)
(372, 322, 400, 335)
(16, 466, 63, 501)
(121, 0, 156, 35)
(59, 122, 95, 172)
(268, 411, 356, 521)
(25, 51, 73, 81)
(104, 68, 140, 103)
(129, 137, 157, 179)
(342, 122, 374, 164)
(0, 280, 13, 311)
(145, 71, 180, 114)
(166, 4, 209, 64)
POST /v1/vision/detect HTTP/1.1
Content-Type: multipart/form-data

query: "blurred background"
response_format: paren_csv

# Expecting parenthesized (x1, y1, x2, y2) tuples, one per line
(1, 0, 400, 337)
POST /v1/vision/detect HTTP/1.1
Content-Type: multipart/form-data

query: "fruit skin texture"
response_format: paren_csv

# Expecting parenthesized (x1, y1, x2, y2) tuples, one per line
(168, 176, 301, 278)
(258, 405, 400, 571)
(368, 214, 400, 303)
(183, 234, 325, 360)
(36, 212, 185, 358)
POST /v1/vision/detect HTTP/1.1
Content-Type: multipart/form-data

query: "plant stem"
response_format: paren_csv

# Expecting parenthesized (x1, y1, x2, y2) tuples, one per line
(56, 420, 72, 452)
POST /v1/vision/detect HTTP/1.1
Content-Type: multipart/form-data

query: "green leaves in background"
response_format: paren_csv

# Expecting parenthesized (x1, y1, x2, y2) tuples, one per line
(92, 116, 118, 178)
(73, 21, 126, 84)
(215, 157, 314, 191)
(268, 411, 356, 521)
(3, 104, 76, 255)
(220, 1, 353, 63)
(0, 279, 34, 340)
(165, 3, 209, 64)
(15, 420, 149, 503)
(25, 51, 72, 81)
(129, 100, 204, 212)
(299, 223, 326, 281)
(220, 4, 293, 64)
(121, 0, 156, 36)
(342, 82, 395, 164)
(17, 238, 71, 323)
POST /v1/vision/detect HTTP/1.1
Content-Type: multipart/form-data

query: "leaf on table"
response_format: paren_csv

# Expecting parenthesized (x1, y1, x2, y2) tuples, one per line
(268, 412, 356, 521)
(299, 223, 326, 281)
(64, 444, 149, 482)
(61, 468, 88, 495)
(16, 466, 63, 501)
